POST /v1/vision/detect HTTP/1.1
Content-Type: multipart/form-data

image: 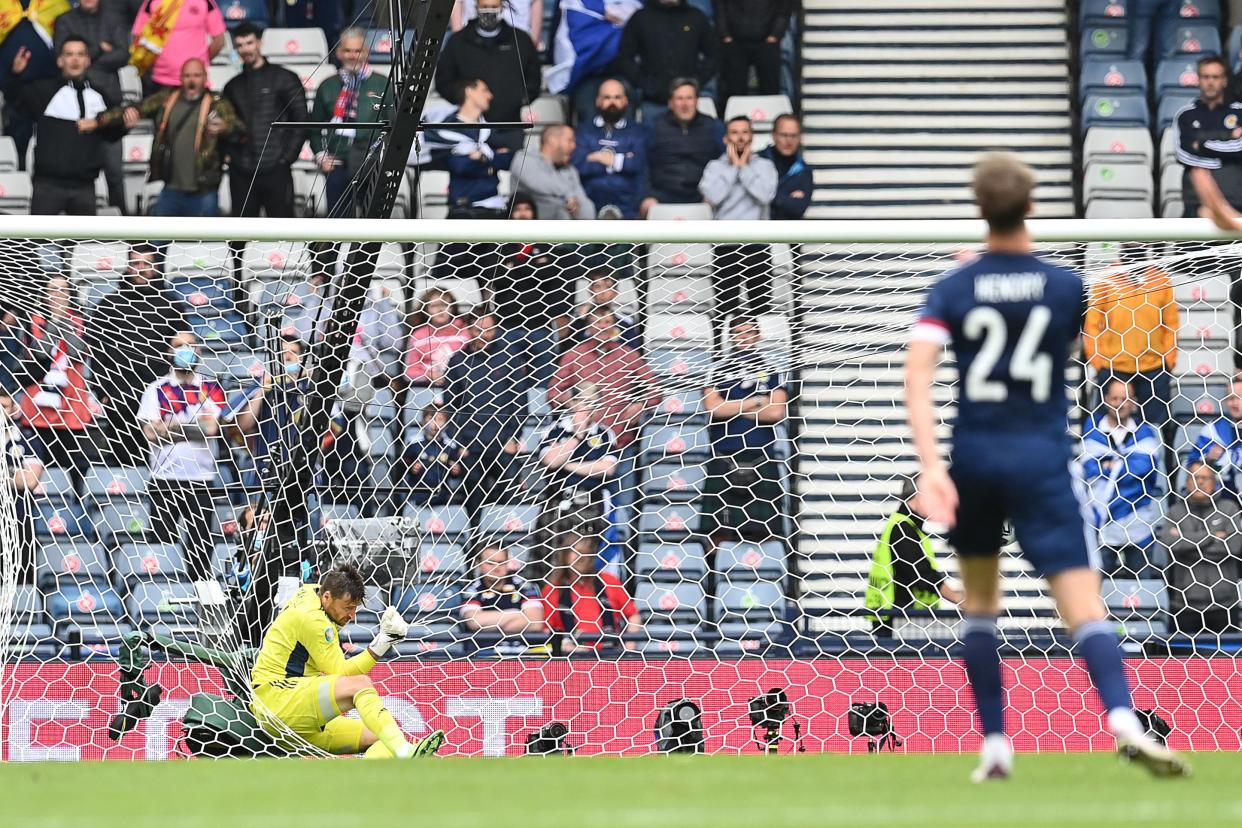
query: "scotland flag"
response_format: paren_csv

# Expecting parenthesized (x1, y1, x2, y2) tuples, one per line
(547, 0, 640, 94)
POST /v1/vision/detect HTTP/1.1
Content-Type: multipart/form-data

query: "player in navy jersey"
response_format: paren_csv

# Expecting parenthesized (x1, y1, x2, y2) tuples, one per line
(905, 153, 1189, 782)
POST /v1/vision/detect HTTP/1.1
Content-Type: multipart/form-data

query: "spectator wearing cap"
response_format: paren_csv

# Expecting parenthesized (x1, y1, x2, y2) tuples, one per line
(616, 0, 717, 126)
(758, 113, 813, 220)
(640, 78, 724, 217)
(512, 124, 596, 220)
(572, 78, 648, 219)
(435, 0, 542, 125)
(137, 331, 225, 581)
(715, 0, 791, 110)
(130, 0, 226, 90)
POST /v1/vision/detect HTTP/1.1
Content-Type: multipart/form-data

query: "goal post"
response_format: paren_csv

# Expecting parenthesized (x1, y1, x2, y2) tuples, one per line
(1, 216, 1240, 760)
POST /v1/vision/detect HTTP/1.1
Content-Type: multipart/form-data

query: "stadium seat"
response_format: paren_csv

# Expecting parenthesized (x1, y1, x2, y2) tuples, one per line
(1180, 0, 1221, 23)
(1157, 90, 1198, 131)
(317, 502, 361, 530)
(1080, 25, 1128, 59)
(635, 541, 708, 580)
(477, 503, 540, 537)
(1163, 197, 1185, 217)
(1079, 0, 1127, 27)
(188, 310, 248, 346)
(636, 580, 707, 627)
(1078, 59, 1146, 101)
(91, 498, 152, 541)
(718, 579, 785, 623)
(647, 347, 712, 384)
(170, 274, 233, 312)
(1161, 23, 1221, 58)
(70, 240, 128, 281)
(718, 540, 786, 579)
(647, 203, 713, 221)
(1081, 92, 1150, 130)
(1103, 578, 1170, 637)
(641, 423, 711, 463)
(1178, 346, 1230, 376)
(646, 313, 712, 349)
(37, 540, 110, 584)
(0, 135, 17, 171)
(126, 580, 200, 623)
(648, 244, 713, 277)
(648, 275, 714, 311)
(409, 542, 467, 578)
(392, 582, 462, 619)
(1154, 58, 1200, 96)
(653, 389, 706, 423)
(1086, 198, 1155, 218)
(114, 542, 187, 582)
(165, 241, 231, 276)
(696, 97, 718, 120)
(243, 241, 309, 279)
(1160, 162, 1183, 205)
(31, 468, 76, 503)
(121, 134, 152, 175)
(118, 64, 142, 103)
(642, 462, 708, 501)
(402, 504, 470, 537)
(208, 63, 237, 91)
(414, 169, 450, 220)
(1083, 126, 1154, 166)
(46, 580, 125, 621)
(723, 94, 792, 130)
(262, 27, 328, 65)
(521, 97, 568, 128)
(638, 502, 699, 539)
(295, 65, 336, 104)
(34, 502, 92, 539)
(0, 171, 33, 213)
(1083, 161, 1154, 202)
(365, 28, 415, 63)
(1230, 25, 1242, 71)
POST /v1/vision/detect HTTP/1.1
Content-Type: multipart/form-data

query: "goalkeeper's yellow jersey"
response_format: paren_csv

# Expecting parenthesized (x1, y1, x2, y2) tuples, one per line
(250, 584, 376, 686)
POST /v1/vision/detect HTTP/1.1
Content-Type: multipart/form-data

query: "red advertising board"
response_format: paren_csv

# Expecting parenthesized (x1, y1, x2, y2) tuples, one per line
(3, 658, 1240, 760)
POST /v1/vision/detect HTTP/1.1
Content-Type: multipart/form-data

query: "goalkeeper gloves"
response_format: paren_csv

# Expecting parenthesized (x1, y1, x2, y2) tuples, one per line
(368, 606, 409, 658)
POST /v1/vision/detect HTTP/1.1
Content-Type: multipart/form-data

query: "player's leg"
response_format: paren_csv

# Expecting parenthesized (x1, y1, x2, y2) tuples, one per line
(333, 674, 445, 758)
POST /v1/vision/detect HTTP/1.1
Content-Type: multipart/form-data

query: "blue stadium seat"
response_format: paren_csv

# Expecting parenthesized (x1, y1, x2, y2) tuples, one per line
(477, 503, 540, 537)
(401, 504, 470, 537)
(640, 423, 711, 463)
(68, 621, 134, 657)
(1179, 0, 1221, 24)
(7, 618, 57, 658)
(636, 581, 706, 628)
(635, 541, 708, 580)
(115, 542, 188, 582)
(718, 580, 785, 624)
(31, 467, 75, 502)
(715, 620, 784, 653)
(1078, 59, 1147, 102)
(91, 498, 152, 540)
(638, 503, 699, 539)
(83, 466, 149, 498)
(46, 580, 125, 621)
(33, 502, 93, 540)
(170, 274, 233, 312)
(410, 542, 468, 578)
(1081, 25, 1129, 60)
(1103, 578, 1170, 636)
(221, 0, 268, 28)
(36, 540, 110, 583)
(188, 310, 249, 346)
(1080, 0, 1127, 27)
(1155, 58, 1200, 96)
(1081, 92, 1151, 131)
(126, 580, 199, 624)
(718, 540, 786, 579)
(364, 28, 414, 64)
(647, 348, 712, 384)
(1157, 90, 1198, 131)
(1230, 25, 1242, 70)
(392, 582, 463, 619)
(642, 462, 708, 501)
(1161, 22, 1221, 58)
(652, 389, 705, 423)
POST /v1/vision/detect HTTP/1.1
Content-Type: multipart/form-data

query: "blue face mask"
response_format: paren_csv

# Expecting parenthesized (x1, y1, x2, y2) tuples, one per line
(172, 346, 198, 370)
(284, 362, 302, 376)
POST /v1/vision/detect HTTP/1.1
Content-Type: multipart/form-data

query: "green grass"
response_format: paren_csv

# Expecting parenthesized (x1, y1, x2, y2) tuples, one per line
(3, 752, 1240, 828)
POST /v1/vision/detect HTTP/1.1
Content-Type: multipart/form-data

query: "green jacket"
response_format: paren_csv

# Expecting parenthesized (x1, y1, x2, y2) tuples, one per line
(308, 71, 391, 158)
(99, 89, 245, 193)
(866, 509, 942, 618)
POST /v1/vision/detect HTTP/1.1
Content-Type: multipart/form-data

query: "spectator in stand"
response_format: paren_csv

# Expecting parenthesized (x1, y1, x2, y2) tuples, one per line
(54, 0, 130, 210)
(5, 39, 124, 215)
(1175, 56, 1242, 216)
(1083, 244, 1179, 434)
(572, 79, 647, 219)
(137, 331, 224, 582)
(540, 381, 620, 508)
(512, 124, 596, 220)
(93, 59, 244, 217)
(309, 28, 388, 218)
(547, 0, 642, 120)
(1081, 378, 1165, 578)
(697, 317, 787, 556)
(714, 0, 791, 109)
(460, 539, 545, 643)
(350, 281, 405, 389)
(541, 529, 640, 652)
(86, 242, 185, 466)
(0, 308, 29, 395)
(434, 0, 541, 125)
(0, 0, 68, 164)
(130, 0, 226, 91)
(549, 303, 661, 453)
(1127, 0, 1180, 63)
(640, 78, 724, 216)
(700, 115, 777, 341)
(866, 476, 961, 637)
(1190, 374, 1242, 504)
(396, 401, 466, 506)
(442, 312, 535, 508)
(759, 113, 812, 220)
(20, 276, 95, 483)
(574, 268, 640, 350)
(452, 0, 542, 47)
(617, 0, 717, 125)
(424, 77, 514, 218)
(487, 192, 574, 386)
(222, 22, 307, 218)
(405, 287, 470, 386)
(1159, 461, 1242, 636)
(0, 392, 45, 583)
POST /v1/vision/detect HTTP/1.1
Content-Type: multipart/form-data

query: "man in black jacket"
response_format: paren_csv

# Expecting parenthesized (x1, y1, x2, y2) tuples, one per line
(715, 0, 791, 109)
(5, 38, 124, 215)
(757, 113, 812, 219)
(222, 23, 307, 217)
(617, 0, 717, 124)
(640, 78, 724, 216)
(434, 0, 542, 126)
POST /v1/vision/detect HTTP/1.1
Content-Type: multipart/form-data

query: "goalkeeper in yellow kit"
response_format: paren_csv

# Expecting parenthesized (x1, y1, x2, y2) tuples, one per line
(250, 563, 446, 758)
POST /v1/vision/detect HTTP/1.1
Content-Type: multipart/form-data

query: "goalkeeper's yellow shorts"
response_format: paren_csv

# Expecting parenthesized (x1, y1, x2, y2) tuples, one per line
(252, 676, 365, 754)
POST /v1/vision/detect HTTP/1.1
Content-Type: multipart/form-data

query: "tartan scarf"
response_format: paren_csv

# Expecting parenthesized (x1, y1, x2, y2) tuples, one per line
(331, 63, 372, 123)
(129, 0, 189, 74)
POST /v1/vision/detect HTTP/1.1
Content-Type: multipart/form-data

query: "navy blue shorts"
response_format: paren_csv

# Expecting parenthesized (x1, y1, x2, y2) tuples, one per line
(948, 431, 1098, 577)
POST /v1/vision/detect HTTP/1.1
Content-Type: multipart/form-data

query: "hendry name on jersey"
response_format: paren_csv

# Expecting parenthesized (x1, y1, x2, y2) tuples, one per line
(973, 273, 1046, 304)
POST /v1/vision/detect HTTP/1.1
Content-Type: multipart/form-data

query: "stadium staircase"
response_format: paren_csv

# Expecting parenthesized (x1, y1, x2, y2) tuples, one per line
(799, 0, 1076, 220)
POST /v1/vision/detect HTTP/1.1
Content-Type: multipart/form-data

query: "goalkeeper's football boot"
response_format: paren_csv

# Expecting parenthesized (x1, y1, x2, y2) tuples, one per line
(1117, 733, 1191, 779)
(411, 729, 446, 757)
(970, 734, 1013, 783)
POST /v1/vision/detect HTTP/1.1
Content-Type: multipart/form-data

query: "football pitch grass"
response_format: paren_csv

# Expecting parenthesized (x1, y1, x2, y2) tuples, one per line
(3, 751, 1240, 828)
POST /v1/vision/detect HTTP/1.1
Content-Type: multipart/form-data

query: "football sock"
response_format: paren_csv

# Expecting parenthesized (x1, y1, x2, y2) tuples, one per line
(364, 741, 394, 760)
(354, 687, 414, 758)
(1074, 620, 1134, 722)
(961, 615, 1005, 736)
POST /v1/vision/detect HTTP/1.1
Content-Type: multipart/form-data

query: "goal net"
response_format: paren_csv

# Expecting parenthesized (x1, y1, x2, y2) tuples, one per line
(1, 216, 1239, 760)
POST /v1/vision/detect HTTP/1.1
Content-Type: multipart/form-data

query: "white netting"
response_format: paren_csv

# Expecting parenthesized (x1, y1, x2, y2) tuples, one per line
(1, 217, 1240, 760)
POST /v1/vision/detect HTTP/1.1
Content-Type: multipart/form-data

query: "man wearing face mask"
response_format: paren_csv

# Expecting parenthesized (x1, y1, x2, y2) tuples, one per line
(137, 332, 226, 582)
(434, 0, 542, 126)
(572, 78, 648, 219)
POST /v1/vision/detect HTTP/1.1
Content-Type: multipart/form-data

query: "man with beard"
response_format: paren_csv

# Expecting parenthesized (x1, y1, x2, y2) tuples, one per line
(572, 78, 648, 219)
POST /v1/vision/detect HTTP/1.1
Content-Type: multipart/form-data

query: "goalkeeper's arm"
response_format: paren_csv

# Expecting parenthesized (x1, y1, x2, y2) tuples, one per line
(298, 607, 410, 675)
